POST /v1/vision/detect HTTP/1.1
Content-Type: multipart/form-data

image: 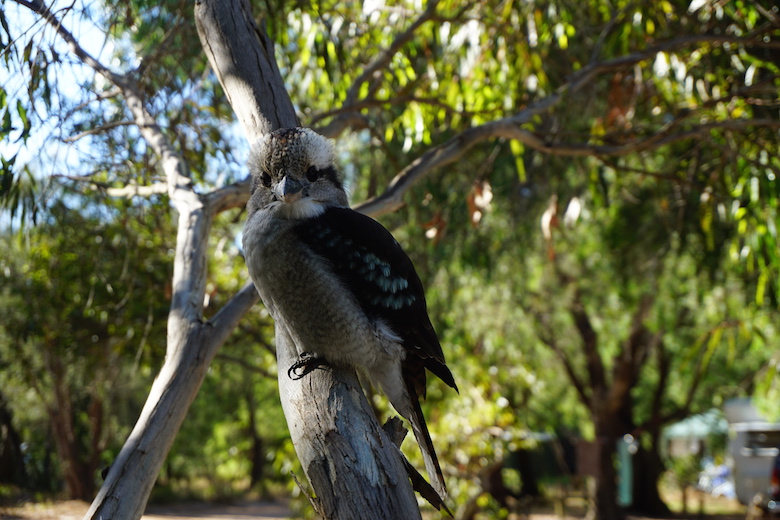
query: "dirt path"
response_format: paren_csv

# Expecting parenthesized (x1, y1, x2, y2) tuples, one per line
(144, 501, 291, 519)
(0, 500, 290, 520)
(0, 499, 750, 520)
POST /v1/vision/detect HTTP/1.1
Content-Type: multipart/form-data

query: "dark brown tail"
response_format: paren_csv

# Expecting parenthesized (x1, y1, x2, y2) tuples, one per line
(407, 388, 447, 500)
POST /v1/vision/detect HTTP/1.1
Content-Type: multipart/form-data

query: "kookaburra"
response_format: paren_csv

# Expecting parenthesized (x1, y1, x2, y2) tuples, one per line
(242, 127, 457, 502)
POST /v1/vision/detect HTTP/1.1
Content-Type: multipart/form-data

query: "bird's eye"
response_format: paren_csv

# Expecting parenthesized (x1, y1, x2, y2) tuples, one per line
(305, 166, 321, 183)
(261, 171, 272, 188)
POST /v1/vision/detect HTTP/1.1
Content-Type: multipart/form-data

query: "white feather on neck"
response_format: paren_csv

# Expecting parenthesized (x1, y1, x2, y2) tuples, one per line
(267, 198, 327, 220)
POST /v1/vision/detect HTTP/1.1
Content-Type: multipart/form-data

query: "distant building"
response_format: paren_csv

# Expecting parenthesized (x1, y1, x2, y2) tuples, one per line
(724, 398, 780, 506)
(663, 409, 728, 458)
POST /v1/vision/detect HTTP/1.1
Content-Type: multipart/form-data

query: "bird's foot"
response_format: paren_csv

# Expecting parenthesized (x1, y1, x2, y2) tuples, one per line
(288, 352, 328, 380)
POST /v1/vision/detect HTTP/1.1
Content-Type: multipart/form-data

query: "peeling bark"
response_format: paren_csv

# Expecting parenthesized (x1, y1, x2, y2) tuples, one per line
(277, 332, 421, 519)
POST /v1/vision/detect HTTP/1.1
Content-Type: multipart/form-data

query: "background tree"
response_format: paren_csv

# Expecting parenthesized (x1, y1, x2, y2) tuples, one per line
(522, 185, 771, 517)
(0, 196, 172, 499)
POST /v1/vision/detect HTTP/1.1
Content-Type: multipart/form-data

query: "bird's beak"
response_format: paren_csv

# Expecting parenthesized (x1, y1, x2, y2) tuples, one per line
(275, 176, 303, 203)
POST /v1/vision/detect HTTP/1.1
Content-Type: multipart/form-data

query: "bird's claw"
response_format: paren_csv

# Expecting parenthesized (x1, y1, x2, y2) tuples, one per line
(288, 352, 327, 380)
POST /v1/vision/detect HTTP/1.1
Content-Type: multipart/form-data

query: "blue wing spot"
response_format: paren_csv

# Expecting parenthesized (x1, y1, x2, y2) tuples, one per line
(368, 292, 416, 309)
(302, 219, 418, 311)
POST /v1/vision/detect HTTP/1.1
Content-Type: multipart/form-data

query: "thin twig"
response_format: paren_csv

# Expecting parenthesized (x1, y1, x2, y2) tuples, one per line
(63, 121, 134, 142)
(106, 183, 169, 197)
(590, 1, 637, 64)
(291, 471, 321, 515)
(215, 353, 276, 379)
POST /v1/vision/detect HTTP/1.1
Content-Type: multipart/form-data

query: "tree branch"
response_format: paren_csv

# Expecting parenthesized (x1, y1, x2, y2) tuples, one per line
(538, 332, 591, 407)
(355, 33, 780, 217)
(522, 294, 591, 406)
(206, 281, 261, 349)
(312, 94, 470, 131)
(194, 0, 299, 144)
(503, 119, 780, 158)
(11, 1, 260, 518)
(315, 1, 439, 138)
(589, 1, 638, 63)
(634, 336, 676, 434)
(18, 0, 198, 210)
(748, 0, 780, 25)
(568, 289, 606, 400)
(63, 121, 134, 143)
(15, 0, 124, 83)
(235, 322, 276, 356)
(624, 296, 655, 370)
(17, 0, 193, 210)
(205, 178, 253, 215)
(608, 296, 657, 414)
(346, 1, 438, 107)
(105, 182, 169, 198)
(215, 353, 276, 379)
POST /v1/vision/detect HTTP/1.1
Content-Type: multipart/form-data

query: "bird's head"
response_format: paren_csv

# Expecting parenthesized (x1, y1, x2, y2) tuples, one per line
(247, 128, 348, 219)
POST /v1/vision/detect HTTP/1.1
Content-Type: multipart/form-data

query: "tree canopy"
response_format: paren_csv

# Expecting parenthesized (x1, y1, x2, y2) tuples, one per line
(1, 0, 778, 518)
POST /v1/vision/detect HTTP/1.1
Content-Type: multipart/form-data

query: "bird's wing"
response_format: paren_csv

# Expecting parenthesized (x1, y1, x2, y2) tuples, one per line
(293, 206, 456, 390)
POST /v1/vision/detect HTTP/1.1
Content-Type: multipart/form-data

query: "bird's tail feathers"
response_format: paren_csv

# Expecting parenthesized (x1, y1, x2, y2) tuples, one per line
(408, 395, 448, 501)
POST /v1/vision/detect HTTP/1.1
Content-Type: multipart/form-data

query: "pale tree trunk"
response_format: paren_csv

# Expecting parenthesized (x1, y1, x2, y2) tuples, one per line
(74, 0, 265, 516)
(276, 330, 422, 519)
(196, 0, 423, 517)
(80, 61, 262, 514)
(84, 218, 260, 520)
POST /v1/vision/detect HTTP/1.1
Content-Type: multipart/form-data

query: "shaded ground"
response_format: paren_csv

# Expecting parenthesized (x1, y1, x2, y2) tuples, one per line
(145, 501, 291, 520)
(0, 497, 750, 520)
(0, 500, 290, 520)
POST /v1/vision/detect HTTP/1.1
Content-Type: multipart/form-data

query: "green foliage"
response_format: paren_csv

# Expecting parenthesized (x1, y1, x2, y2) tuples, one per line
(1, 0, 778, 514)
(0, 195, 173, 495)
(667, 453, 702, 491)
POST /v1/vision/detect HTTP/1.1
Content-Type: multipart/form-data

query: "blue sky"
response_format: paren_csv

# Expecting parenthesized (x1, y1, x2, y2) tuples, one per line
(2, 0, 121, 175)
(2, 0, 255, 222)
